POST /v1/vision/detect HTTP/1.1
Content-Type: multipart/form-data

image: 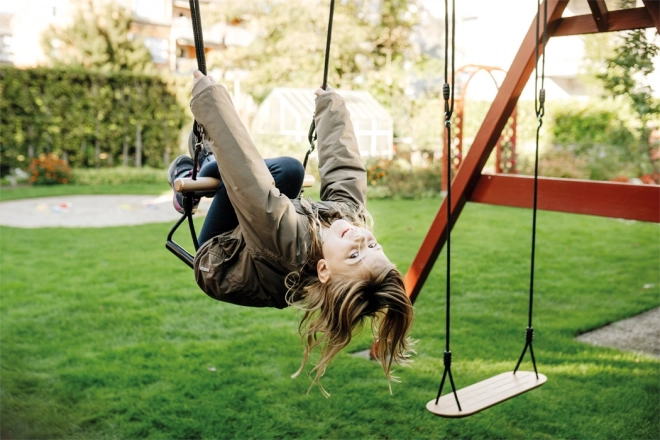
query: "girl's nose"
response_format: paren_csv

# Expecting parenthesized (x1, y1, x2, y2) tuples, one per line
(353, 231, 365, 242)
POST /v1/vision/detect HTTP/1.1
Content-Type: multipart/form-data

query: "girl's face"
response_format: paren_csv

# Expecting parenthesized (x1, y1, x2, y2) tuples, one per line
(317, 219, 391, 283)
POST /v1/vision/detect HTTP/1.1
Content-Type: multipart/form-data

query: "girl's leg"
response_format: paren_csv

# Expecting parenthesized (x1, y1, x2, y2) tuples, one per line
(198, 156, 305, 245)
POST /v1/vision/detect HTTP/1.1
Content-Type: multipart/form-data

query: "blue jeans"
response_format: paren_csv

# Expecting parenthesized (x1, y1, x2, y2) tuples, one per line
(197, 156, 305, 245)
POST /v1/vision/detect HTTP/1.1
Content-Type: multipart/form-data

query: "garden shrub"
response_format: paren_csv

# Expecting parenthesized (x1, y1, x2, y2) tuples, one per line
(548, 101, 638, 180)
(25, 154, 72, 185)
(518, 148, 590, 180)
(0, 66, 188, 175)
(366, 158, 441, 199)
(71, 166, 165, 186)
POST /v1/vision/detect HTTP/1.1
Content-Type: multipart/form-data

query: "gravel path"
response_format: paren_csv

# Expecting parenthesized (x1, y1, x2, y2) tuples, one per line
(1, 195, 657, 358)
(0, 194, 212, 228)
(576, 307, 659, 358)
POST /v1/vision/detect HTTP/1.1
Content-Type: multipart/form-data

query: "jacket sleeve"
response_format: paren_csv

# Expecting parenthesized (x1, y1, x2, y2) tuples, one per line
(190, 79, 300, 255)
(314, 92, 367, 207)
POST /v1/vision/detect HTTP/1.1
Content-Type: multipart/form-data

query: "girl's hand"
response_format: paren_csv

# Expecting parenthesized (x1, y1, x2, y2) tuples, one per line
(192, 70, 215, 94)
(314, 85, 334, 96)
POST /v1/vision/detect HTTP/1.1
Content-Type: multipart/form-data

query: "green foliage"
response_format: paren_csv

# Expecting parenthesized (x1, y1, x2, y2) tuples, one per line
(0, 66, 188, 176)
(72, 166, 165, 186)
(41, 0, 154, 73)
(366, 157, 441, 199)
(597, 29, 659, 122)
(206, 0, 438, 146)
(25, 153, 72, 185)
(208, 0, 372, 102)
(551, 104, 633, 150)
(547, 101, 641, 180)
(521, 148, 591, 180)
(0, 200, 658, 439)
(594, 4, 659, 179)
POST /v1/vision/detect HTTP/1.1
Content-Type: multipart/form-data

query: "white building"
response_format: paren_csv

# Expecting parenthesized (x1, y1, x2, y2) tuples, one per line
(0, 0, 235, 73)
(252, 88, 394, 159)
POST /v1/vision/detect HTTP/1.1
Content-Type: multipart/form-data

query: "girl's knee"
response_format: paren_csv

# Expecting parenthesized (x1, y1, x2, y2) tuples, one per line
(279, 156, 305, 179)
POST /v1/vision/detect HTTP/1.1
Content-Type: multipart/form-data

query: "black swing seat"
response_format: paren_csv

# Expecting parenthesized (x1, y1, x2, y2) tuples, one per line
(426, 371, 547, 418)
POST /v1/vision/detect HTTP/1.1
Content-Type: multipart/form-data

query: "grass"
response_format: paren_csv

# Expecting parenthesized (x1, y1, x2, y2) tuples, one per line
(0, 183, 171, 202)
(1, 185, 659, 439)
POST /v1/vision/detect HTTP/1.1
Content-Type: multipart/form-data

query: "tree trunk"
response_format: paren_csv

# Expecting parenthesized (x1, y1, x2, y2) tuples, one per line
(28, 125, 35, 159)
(122, 130, 129, 167)
(135, 121, 142, 168)
(80, 138, 86, 167)
(95, 119, 101, 169)
(162, 120, 170, 167)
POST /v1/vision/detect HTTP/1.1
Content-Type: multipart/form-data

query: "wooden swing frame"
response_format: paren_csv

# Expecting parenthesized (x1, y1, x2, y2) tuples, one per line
(420, 0, 660, 418)
(407, 0, 660, 303)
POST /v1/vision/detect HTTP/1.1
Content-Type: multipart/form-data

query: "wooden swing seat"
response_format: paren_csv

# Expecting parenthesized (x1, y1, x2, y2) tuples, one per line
(174, 175, 315, 193)
(426, 371, 547, 418)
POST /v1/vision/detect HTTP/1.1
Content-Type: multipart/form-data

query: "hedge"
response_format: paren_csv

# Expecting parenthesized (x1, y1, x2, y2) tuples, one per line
(0, 66, 189, 176)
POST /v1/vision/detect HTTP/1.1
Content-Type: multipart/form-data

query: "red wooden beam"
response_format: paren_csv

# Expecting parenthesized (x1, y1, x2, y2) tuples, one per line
(554, 7, 654, 36)
(404, 0, 570, 302)
(641, 0, 660, 33)
(471, 174, 660, 223)
(587, 0, 609, 32)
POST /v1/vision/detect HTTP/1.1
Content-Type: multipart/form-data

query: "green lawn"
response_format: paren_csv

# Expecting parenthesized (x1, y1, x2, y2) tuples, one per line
(1, 188, 658, 439)
(0, 183, 171, 202)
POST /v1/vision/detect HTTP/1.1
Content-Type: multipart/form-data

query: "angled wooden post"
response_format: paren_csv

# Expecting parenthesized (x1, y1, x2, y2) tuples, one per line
(588, 0, 610, 32)
(641, 0, 660, 32)
(404, 0, 570, 302)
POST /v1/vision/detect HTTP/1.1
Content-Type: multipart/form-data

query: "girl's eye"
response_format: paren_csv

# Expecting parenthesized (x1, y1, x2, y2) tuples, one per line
(350, 252, 359, 259)
(368, 243, 377, 248)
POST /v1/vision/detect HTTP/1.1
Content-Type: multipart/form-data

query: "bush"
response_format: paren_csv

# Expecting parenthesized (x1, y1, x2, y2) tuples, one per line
(547, 101, 640, 180)
(71, 166, 165, 186)
(366, 158, 441, 199)
(518, 148, 590, 180)
(25, 154, 72, 185)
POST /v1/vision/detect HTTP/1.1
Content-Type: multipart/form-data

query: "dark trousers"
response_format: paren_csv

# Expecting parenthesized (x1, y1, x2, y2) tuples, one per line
(197, 156, 305, 245)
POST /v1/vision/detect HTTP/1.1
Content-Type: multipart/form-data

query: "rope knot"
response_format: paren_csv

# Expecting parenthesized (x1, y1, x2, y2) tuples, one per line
(443, 351, 453, 367)
(525, 327, 534, 343)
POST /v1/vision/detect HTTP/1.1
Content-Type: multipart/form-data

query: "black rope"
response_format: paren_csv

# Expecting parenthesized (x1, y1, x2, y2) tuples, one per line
(189, 0, 206, 168)
(435, 0, 460, 411)
(166, 0, 206, 263)
(304, 0, 336, 170)
(514, 0, 547, 378)
(189, 0, 206, 75)
(321, 0, 335, 90)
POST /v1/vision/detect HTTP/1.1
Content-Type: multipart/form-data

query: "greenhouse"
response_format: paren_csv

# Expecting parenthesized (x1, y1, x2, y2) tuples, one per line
(251, 88, 393, 159)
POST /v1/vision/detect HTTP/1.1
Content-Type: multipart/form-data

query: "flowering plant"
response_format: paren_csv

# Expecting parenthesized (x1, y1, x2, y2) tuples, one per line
(26, 154, 72, 185)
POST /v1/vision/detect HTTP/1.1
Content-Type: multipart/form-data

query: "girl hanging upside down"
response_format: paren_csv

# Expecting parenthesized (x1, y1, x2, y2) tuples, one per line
(167, 70, 414, 396)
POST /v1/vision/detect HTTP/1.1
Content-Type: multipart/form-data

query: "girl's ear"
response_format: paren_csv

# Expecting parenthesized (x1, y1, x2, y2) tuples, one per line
(317, 259, 331, 284)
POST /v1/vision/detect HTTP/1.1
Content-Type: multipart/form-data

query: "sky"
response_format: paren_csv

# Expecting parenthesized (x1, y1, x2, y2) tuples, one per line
(0, 0, 17, 13)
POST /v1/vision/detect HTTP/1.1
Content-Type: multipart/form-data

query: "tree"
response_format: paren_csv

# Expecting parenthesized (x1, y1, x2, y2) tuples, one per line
(596, 1, 659, 179)
(41, 0, 154, 73)
(206, 0, 439, 148)
(206, 0, 373, 102)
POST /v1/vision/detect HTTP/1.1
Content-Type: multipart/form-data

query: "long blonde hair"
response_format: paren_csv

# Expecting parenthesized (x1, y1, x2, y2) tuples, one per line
(286, 202, 414, 396)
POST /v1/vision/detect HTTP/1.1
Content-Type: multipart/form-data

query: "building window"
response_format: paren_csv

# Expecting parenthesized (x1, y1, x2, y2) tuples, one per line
(134, 0, 167, 22)
(144, 37, 169, 64)
(0, 35, 13, 63)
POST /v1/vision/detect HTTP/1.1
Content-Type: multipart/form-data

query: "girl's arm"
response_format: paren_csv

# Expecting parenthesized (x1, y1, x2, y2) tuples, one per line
(190, 76, 299, 253)
(314, 91, 367, 207)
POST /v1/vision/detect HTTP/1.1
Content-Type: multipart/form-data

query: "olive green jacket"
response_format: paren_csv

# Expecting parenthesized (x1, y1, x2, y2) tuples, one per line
(190, 78, 367, 308)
